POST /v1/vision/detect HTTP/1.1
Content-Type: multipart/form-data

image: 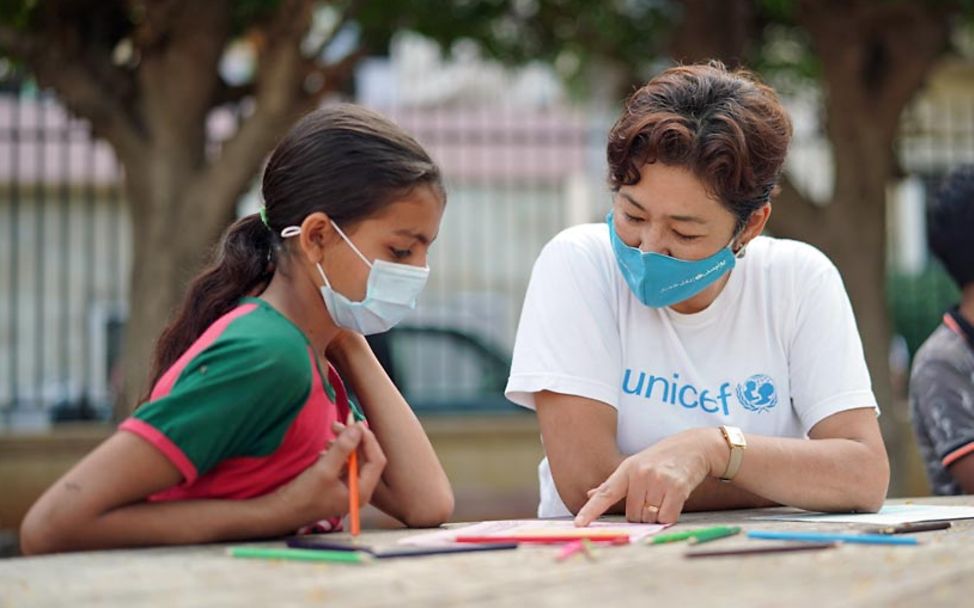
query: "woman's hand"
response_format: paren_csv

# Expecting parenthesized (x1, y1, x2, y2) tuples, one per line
(574, 427, 724, 526)
(270, 422, 387, 526)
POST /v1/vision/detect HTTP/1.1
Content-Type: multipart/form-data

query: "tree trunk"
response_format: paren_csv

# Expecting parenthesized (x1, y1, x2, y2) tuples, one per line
(104, 0, 355, 416)
(669, 0, 756, 67)
(118, 165, 239, 413)
(767, 0, 953, 496)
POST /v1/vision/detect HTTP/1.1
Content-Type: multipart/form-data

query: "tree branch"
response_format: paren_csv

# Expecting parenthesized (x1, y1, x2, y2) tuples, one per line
(0, 23, 144, 159)
(306, 0, 366, 61)
(797, 0, 953, 141)
(212, 80, 256, 107)
(301, 44, 368, 97)
(668, 0, 756, 66)
(865, 3, 952, 131)
(179, 0, 316, 246)
(136, 0, 233, 159)
(0, 24, 32, 56)
(180, 0, 368, 250)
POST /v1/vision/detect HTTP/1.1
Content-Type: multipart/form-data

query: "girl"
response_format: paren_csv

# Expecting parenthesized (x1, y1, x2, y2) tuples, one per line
(505, 62, 889, 525)
(21, 104, 454, 554)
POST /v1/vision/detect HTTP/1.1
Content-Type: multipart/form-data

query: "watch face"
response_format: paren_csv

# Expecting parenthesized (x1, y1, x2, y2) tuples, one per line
(724, 426, 746, 447)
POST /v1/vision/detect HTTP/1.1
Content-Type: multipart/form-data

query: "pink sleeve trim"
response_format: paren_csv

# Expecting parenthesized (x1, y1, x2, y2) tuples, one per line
(326, 360, 351, 421)
(149, 303, 258, 401)
(119, 418, 199, 483)
(943, 441, 974, 467)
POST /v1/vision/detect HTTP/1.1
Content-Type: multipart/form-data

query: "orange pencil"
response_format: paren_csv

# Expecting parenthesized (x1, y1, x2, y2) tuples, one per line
(347, 411, 360, 536)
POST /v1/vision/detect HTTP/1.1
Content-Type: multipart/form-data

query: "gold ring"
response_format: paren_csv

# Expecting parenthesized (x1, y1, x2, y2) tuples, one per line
(644, 503, 660, 513)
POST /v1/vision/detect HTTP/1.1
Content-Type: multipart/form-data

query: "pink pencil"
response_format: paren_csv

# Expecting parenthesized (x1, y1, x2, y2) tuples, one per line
(556, 540, 585, 561)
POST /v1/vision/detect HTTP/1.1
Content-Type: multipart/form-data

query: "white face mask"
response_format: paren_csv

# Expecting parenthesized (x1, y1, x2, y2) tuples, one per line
(281, 221, 430, 335)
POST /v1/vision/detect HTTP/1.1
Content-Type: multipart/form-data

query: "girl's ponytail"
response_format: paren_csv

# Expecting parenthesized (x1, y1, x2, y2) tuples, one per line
(142, 213, 273, 399)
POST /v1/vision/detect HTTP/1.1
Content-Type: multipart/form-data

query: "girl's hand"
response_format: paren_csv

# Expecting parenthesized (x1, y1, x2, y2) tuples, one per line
(271, 423, 386, 526)
(574, 428, 724, 526)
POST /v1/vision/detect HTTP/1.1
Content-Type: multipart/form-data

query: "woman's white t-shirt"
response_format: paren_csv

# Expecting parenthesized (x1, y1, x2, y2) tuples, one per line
(505, 223, 878, 518)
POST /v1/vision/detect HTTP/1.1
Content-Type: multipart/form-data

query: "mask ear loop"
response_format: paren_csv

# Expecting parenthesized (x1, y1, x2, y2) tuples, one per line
(279, 223, 372, 288)
(278, 225, 333, 287)
(730, 221, 749, 259)
(734, 239, 747, 259)
(315, 262, 332, 289)
(329, 221, 373, 269)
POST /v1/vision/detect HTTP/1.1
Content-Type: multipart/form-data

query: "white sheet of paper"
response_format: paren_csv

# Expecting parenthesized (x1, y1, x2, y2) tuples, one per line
(754, 504, 974, 525)
(398, 519, 667, 546)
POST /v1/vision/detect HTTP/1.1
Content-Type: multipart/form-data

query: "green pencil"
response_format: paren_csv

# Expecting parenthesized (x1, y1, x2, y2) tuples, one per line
(686, 526, 741, 545)
(228, 546, 372, 564)
(650, 525, 740, 545)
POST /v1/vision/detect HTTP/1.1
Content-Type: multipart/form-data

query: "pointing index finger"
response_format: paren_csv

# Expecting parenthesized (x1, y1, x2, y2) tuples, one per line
(574, 472, 627, 527)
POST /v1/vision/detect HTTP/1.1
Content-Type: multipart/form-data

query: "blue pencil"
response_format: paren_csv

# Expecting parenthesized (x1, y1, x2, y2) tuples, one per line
(747, 530, 919, 546)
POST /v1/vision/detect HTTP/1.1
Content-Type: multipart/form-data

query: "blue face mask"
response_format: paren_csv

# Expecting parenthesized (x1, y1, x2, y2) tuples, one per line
(607, 211, 737, 308)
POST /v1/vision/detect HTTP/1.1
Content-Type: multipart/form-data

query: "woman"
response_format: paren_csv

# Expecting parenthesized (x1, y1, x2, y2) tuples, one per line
(21, 104, 454, 553)
(505, 62, 889, 526)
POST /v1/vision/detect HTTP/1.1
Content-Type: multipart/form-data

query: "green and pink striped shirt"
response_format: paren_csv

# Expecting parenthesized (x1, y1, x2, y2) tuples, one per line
(121, 297, 352, 531)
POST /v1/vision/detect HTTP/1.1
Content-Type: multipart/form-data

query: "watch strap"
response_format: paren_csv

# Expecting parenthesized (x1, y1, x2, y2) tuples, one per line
(719, 425, 745, 482)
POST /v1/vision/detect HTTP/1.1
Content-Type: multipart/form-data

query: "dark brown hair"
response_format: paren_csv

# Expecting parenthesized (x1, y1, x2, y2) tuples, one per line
(607, 61, 792, 230)
(143, 104, 443, 398)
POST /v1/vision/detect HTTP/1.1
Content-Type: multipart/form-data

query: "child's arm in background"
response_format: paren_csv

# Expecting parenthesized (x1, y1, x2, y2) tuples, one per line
(327, 332, 454, 527)
(19, 423, 384, 554)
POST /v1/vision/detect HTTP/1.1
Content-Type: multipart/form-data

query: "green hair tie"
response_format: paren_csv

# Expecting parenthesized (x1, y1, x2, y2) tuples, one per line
(258, 206, 270, 229)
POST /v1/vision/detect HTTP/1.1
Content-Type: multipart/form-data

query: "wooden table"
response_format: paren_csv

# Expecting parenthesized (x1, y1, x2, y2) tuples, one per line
(2, 496, 972, 607)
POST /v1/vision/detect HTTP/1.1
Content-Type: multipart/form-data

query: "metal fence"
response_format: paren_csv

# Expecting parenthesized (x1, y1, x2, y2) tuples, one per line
(0, 92, 130, 429)
(0, 84, 969, 429)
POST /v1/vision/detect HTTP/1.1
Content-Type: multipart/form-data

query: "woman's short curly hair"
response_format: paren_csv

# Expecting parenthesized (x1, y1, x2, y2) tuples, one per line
(929, 165, 974, 288)
(607, 61, 793, 230)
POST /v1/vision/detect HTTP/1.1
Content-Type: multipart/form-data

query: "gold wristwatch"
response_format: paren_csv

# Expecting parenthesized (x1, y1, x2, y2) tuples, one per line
(718, 425, 747, 482)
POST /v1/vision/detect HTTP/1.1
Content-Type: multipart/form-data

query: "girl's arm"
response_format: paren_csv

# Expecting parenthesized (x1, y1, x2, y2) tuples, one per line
(20, 424, 384, 555)
(536, 391, 888, 525)
(326, 332, 454, 527)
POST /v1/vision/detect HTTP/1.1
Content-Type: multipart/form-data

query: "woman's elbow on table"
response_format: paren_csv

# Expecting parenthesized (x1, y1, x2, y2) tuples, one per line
(855, 452, 890, 513)
(836, 447, 890, 514)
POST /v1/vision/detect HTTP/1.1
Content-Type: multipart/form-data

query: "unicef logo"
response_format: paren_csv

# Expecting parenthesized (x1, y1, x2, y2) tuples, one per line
(736, 374, 778, 413)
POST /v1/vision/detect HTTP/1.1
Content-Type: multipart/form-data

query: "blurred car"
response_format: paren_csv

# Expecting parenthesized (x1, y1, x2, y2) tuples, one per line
(367, 325, 522, 415)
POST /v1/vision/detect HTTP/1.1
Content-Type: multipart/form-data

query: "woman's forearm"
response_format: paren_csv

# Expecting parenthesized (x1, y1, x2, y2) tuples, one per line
(683, 476, 778, 512)
(698, 426, 889, 513)
(327, 335, 453, 526)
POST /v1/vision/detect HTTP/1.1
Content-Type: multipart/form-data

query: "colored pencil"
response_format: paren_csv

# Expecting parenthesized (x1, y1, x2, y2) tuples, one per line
(347, 411, 360, 537)
(286, 537, 519, 558)
(650, 525, 740, 545)
(372, 543, 519, 558)
(746, 530, 919, 545)
(580, 539, 598, 561)
(685, 542, 838, 558)
(556, 540, 585, 561)
(455, 533, 630, 544)
(686, 526, 741, 545)
(228, 546, 371, 563)
(867, 521, 951, 535)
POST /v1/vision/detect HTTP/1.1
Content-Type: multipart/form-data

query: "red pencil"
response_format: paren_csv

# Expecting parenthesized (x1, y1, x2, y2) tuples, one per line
(347, 412, 360, 537)
(455, 534, 630, 544)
